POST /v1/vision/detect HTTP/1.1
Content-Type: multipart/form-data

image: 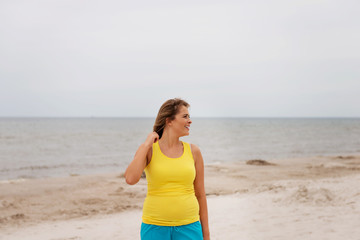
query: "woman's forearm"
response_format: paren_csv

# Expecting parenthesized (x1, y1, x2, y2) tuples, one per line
(197, 195, 210, 239)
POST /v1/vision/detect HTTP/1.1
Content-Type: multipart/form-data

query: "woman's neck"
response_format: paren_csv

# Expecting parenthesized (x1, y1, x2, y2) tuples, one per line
(159, 130, 180, 148)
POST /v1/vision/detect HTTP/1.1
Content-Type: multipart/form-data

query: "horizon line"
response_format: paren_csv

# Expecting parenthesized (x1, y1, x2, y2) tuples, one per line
(1, 116, 359, 119)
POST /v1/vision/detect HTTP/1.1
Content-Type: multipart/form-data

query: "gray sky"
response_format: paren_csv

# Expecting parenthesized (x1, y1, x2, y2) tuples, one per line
(1, 0, 359, 117)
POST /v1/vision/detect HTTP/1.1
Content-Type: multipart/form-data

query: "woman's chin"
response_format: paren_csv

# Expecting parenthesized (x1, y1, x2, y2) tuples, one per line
(180, 132, 190, 137)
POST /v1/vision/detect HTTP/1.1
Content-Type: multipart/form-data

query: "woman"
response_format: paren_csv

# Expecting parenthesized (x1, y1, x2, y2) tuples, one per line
(125, 98, 210, 240)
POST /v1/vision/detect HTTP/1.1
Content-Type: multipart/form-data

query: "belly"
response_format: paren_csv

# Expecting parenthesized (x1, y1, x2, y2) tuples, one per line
(142, 194, 199, 226)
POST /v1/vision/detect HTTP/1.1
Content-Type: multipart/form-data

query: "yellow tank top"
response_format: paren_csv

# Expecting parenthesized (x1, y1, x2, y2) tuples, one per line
(142, 141, 200, 226)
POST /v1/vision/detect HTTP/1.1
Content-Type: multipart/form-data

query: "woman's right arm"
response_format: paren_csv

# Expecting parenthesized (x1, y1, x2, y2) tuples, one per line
(124, 132, 159, 185)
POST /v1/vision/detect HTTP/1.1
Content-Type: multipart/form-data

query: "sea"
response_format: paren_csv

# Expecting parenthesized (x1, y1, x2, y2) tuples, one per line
(1, 117, 360, 181)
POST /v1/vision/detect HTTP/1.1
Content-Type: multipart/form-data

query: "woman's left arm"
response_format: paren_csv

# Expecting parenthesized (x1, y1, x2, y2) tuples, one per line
(192, 144, 210, 240)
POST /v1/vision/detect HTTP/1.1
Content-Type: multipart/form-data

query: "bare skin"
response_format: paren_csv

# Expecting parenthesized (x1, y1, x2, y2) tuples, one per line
(124, 106, 210, 239)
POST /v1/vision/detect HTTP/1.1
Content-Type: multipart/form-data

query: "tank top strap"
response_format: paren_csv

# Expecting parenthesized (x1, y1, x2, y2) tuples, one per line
(182, 141, 191, 156)
(152, 141, 161, 155)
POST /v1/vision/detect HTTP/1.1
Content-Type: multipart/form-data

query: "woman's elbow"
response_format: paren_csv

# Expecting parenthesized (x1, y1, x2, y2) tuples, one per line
(124, 173, 139, 185)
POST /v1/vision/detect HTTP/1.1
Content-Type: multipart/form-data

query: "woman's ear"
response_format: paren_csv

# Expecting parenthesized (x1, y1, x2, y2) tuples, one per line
(166, 117, 172, 126)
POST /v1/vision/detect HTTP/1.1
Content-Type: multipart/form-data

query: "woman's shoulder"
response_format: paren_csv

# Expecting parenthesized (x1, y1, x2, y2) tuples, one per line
(188, 143, 203, 166)
(188, 143, 201, 154)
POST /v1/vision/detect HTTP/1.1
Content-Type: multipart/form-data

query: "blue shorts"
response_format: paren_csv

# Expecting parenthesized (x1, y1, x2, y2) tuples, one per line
(141, 221, 203, 240)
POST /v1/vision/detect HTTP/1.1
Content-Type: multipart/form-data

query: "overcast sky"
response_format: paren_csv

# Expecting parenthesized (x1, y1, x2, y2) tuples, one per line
(1, 0, 359, 117)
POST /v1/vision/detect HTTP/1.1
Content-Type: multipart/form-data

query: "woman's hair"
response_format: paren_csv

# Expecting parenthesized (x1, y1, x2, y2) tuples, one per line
(153, 98, 190, 139)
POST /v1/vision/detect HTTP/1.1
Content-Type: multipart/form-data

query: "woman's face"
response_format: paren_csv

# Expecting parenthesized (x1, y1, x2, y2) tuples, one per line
(169, 105, 192, 137)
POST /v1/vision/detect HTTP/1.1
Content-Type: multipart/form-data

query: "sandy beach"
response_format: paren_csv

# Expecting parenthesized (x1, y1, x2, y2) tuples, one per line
(1, 155, 360, 240)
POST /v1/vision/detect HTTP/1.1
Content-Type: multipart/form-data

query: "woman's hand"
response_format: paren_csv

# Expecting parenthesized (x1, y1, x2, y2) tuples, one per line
(144, 132, 159, 148)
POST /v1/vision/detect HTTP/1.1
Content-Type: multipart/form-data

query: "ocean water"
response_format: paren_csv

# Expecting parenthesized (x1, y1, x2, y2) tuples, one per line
(1, 117, 360, 180)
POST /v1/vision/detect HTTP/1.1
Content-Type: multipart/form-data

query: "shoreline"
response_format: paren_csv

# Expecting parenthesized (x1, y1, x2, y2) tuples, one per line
(1, 153, 358, 183)
(1, 154, 360, 239)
